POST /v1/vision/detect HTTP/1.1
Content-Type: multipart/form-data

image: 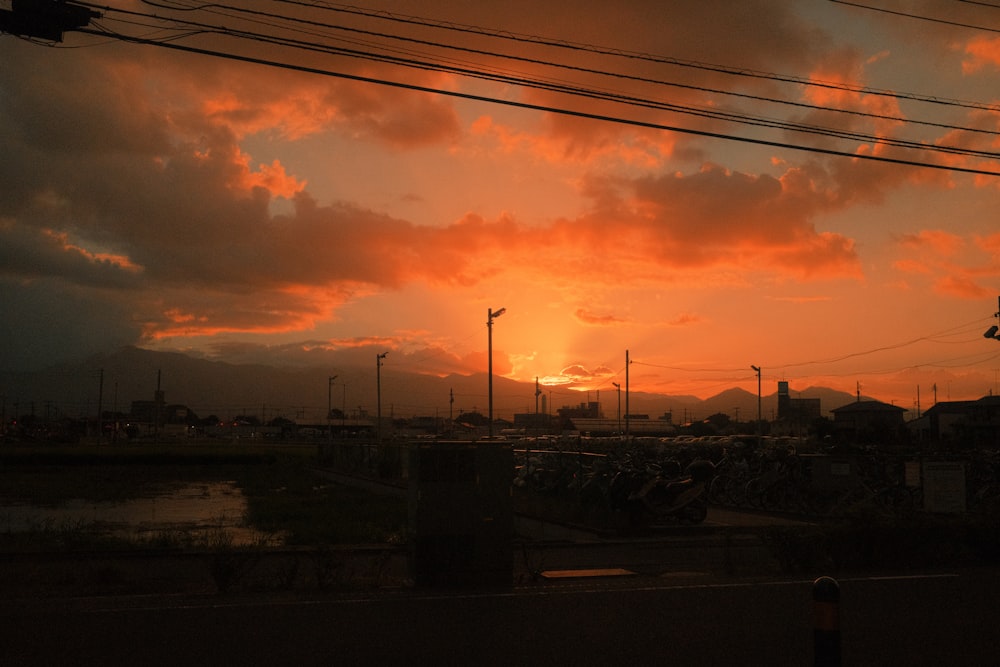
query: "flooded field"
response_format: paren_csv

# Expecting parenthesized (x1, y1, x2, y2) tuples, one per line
(0, 444, 407, 551)
(0, 481, 276, 546)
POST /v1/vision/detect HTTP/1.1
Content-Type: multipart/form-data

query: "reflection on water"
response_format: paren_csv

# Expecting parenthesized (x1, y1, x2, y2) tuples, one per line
(0, 481, 275, 546)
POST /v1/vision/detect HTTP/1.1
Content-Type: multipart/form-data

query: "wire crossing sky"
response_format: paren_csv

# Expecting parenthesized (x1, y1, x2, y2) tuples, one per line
(65, 0, 1000, 173)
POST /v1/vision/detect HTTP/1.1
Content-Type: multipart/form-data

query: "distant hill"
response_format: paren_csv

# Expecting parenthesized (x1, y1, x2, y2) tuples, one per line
(0, 346, 863, 423)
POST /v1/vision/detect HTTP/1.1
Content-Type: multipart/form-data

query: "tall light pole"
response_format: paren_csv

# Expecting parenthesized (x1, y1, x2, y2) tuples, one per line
(327, 375, 337, 442)
(612, 382, 621, 435)
(487, 306, 506, 438)
(751, 365, 762, 445)
(376, 353, 388, 443)
(625, 349, 631, 437)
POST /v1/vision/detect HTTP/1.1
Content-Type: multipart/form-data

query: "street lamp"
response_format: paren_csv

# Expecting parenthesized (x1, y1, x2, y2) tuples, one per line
(612, 382, 621, 435)
(625, 349, 631, 437)
(751, 365, 762, 445)
(376, 353, 388, 444)
(487, 306, 506, 438)
(534, 377, 543, 437)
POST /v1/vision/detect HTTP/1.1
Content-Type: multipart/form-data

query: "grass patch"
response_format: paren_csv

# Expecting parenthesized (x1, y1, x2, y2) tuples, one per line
(237, 459, 406, 545)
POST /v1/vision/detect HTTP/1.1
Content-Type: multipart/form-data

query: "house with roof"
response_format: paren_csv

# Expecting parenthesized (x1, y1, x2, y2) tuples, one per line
(907, 395, 1000, 448)
(909, 400, 976, 445)
(831, 399, 908, 444)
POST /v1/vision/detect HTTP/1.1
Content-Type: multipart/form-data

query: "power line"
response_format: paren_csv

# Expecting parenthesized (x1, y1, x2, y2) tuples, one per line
(65, 13, 1000, 175)
(11, 1, 1000, 173)
(283, 0, 1000, 113)
(627, 317, 997, 380)
(132, 0, 1000, 142)
(830, 0, 1000, 33)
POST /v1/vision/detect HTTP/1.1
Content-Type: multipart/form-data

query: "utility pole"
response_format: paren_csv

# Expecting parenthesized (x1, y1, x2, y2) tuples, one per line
(751, 365, 761, 447)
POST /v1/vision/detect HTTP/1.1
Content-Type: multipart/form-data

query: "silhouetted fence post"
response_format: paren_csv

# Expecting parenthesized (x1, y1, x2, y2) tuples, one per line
(813, 576, 841, 667)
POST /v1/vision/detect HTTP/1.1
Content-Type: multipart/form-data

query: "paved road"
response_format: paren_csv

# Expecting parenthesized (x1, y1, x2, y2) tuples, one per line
(4, 567, 998, 666)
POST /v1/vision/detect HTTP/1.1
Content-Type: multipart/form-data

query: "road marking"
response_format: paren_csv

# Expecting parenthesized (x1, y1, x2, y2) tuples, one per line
(74, 572, 964, 614)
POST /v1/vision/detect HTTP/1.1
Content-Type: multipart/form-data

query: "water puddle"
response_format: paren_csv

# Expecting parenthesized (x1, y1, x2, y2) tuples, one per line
(0, 481, 277, 546)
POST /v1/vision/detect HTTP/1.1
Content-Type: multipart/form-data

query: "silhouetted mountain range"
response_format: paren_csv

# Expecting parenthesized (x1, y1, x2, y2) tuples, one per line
(0, 346, 868, 424)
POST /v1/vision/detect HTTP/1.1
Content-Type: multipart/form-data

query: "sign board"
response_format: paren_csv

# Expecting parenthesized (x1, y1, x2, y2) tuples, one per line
(904, 460, 921, 488)
(922, 461, 966, 513)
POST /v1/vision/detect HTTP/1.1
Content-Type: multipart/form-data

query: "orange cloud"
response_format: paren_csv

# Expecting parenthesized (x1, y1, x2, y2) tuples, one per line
(962, 36, 1000, 74)
(668, 313, 704, 326)
(574, 309, 626, 326)
(801, 50, 904, 138)
(42, 230, 142, 274)
(977, 232, 1000, 256)
(138, 159, 864, 326)
(139, 283, 356, 341)
(469, 113, 673, 167)
(891, 228, 1000, 300)
(896, 230, 963, 256)
(238, 158, 306, 199)
(893, 259, 932, 275)
(623, 163, 863, 280)
(768, 295, 832, 304)
(934, 274, 991, 299)
(538, 363, 616, 389)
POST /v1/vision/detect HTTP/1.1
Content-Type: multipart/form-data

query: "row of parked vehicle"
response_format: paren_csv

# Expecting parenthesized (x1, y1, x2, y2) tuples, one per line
(514, 437, 1000, 523)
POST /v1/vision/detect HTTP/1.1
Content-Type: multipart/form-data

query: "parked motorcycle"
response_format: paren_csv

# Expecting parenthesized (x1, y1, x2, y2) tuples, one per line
(611, 459, 716, 527)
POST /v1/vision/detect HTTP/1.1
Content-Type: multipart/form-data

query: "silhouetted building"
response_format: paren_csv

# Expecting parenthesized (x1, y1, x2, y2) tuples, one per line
(557, 401, 602, 419)
(831, 399, 907, 443)
(776, 381, 821, 421)
(912, 395, 1000, 448)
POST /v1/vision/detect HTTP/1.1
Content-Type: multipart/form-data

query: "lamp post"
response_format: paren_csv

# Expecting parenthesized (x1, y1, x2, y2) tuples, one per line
(625, 349, 631, 437)
(751, 365, 762, 446)
(612, 382, 621, 435)
(487, 306, 506, 438)
(376, 353, 388, 444)
(327, 375, 337, 442)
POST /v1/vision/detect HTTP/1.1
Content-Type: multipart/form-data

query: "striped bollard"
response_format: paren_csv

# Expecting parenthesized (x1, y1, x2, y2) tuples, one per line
(813, 576, 841, 667)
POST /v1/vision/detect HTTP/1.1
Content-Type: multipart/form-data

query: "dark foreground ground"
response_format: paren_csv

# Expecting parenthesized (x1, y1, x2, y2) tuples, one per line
(2, 562, 998, 666)
(0, 505, 808, 601)
(2, 507, 999, 667)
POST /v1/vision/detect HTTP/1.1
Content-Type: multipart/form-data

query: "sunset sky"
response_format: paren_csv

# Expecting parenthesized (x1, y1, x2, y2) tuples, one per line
(3, 0, 1000, 415)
